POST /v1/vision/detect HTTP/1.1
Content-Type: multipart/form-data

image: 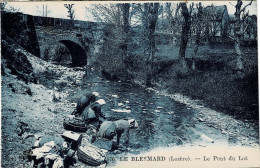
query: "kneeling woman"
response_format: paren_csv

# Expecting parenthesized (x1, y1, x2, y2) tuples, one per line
(97, 119, 138, 146)
(82, 99, 106, 128)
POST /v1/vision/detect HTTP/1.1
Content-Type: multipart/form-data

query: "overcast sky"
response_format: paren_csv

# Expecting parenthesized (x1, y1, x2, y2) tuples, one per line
(5, 1, 258, 22)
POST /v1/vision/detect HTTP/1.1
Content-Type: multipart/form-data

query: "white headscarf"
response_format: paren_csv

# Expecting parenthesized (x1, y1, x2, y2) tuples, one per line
(96, 99, 106, 105)
(92, 92, 99, 97)
(128, 119, 138, 128)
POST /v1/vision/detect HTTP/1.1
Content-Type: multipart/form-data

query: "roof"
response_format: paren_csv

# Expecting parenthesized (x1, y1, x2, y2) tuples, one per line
(204, 5, 228, 21)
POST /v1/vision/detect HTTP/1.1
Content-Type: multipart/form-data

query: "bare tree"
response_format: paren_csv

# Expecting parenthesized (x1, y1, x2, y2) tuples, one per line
(120, 4, 130, 69)
(142, 3, 160, 86)
(191, 2, 203, 70)
(165, 3, 174, 26)
(233, 0, 253, 74)
(36, 4, 51, 17)
(1, 2, 20, 12)
(88, 4, 123, 26)
(177, 2, 192, 76)
(64, 4, 75, 20)
(164, 3, 181, 44)
(87, 4, 131, 79)
(0, 2, 7, 11)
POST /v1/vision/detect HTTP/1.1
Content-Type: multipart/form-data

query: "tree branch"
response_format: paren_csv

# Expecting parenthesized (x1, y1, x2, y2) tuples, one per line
(189, 2, 194, 15)
(241, 0, 253, 13)
(174, 3, 180, 18)
(229, 35, 235, 40)
(243, 24, 249, 33)
(229, 2, 236, 7)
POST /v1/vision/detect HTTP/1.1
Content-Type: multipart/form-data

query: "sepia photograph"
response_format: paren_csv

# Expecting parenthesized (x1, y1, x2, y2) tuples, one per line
(1, 1, 259, 167)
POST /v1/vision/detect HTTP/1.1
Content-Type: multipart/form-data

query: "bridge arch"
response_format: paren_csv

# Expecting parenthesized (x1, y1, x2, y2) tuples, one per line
(41, 35, 88, 67)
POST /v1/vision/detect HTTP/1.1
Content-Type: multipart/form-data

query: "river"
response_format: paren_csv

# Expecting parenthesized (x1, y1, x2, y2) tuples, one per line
(59, 69, 257, 167)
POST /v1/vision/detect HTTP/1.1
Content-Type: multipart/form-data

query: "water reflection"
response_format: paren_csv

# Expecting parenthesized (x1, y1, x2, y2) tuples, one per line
(81, 74, 196, 151)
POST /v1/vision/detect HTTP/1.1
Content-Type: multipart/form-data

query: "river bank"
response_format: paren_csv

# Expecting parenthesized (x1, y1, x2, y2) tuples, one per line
(127, 44, 258, 122)
(1, 48, 259, 167)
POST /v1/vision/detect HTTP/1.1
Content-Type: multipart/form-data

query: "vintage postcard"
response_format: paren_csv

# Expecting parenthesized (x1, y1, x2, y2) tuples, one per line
(1, 1, 259, 168)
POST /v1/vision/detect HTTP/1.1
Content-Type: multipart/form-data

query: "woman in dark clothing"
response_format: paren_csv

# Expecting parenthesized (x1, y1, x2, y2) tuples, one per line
(82, 99, 107, 128)
(71, 92, 99, 116)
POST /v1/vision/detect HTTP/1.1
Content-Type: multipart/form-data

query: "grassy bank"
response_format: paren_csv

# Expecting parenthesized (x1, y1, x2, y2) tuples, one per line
(97, 44, 258, 122)
(155, 45, 258, 122)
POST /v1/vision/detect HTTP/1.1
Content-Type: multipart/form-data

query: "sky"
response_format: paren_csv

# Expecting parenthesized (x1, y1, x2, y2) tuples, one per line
(5, 1, 258, 22)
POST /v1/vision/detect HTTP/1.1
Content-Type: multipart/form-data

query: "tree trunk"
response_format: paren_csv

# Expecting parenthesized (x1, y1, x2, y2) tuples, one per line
(233, 0, 253, 77)
(234, 0, 244, 73)
(205, 21, 210, 45)
(178, 3, 191, 76)
(121, 3, 130, 79)
(64, 4, 75, 20)
(192, 3, 203, 70)
(145, 3, 160, 87)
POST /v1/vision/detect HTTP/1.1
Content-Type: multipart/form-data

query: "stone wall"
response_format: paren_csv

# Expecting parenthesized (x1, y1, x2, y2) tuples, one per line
(1, 11, 109, 67)
(1, 11, 40, 57)
(32, 15, 107, 66)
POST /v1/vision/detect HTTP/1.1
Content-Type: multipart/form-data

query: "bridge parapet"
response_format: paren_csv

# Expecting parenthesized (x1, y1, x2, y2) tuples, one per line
(3, 11, 108, 67)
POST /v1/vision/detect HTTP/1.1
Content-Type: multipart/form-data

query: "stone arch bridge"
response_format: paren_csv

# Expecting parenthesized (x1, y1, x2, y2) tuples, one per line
(2, 12, 109, 67)
(32, 15, 107, 67)
(40, 34, 88, 66)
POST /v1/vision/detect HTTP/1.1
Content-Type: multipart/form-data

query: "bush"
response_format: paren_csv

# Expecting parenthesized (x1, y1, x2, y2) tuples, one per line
(2, 35, 36, 83)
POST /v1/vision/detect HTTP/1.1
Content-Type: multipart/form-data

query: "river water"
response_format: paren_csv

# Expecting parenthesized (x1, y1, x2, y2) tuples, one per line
(81, 72, 199, 147)
(64, 70, 258, 167)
